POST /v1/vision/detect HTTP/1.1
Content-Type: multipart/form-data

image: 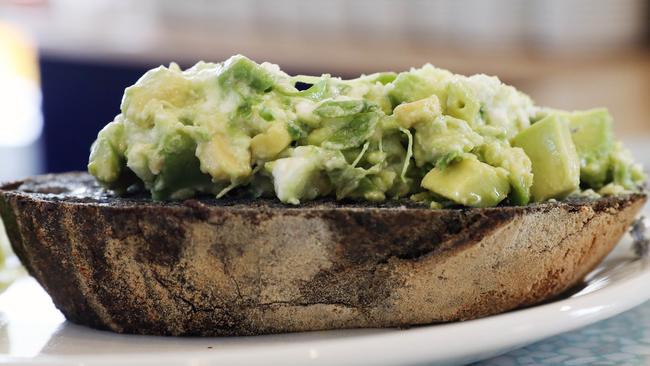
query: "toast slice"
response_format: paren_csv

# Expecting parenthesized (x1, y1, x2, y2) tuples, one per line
(0, 172, 645, 336)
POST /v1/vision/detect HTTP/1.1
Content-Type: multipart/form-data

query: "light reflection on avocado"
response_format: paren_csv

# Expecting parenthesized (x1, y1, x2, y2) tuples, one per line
(88, 54, 646, 208)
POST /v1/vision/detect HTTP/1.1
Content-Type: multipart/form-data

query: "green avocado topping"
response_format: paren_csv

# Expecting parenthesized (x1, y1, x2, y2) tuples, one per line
(88, 55, 646, 207)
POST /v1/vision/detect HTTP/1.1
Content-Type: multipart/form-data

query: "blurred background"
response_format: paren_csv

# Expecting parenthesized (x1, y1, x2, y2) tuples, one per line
(0, 0, 649, 181)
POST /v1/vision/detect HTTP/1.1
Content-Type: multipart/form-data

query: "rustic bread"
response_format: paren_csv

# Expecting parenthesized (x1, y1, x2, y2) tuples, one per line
(0, 172, 645, 336)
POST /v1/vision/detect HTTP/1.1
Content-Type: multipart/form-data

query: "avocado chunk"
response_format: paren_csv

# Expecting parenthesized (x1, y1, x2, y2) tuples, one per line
(413, 115, 483, 167)
(475, 142, 533, 205)
(88, 121, 126, 184)
(121, 65, 195, 127)
(387, 64, 452, 107)
(151, 131, 215, 200)
(250, 121, 292, 160)
(320, 112, 380, 150)
(393, 95, 441, 129)
(218, 55, 275, 93)
(565, 108, 614, 188)
(609, 142, 646, 190)
(196, 132, 252, 182)
(445, 80, 481, 125)
(266, 146, 335, 204)
(421, 156, 510, 208)
(513, 114, 580, 201)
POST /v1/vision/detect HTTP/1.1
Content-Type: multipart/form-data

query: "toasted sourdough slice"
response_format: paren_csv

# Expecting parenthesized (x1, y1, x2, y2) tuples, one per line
(0, 172, 645, 336)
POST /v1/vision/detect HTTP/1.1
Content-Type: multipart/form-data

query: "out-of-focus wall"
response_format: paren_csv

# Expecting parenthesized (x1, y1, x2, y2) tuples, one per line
(2, 0, 647, 66)
(0, 22, 42, 181)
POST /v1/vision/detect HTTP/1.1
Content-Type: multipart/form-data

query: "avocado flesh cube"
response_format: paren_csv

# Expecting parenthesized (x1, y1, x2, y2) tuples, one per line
(250, 122, 292, 160)
(513, 114, 580, 202)
(388, 73, 436, 106)
(152, 131, 214, 200)
(88, 121, 126, 184)
(88, 138, 123, 184)
(387, 65, 452, 107)
(393, 95, 441, 129)
(270, 151, 329, 204)
(445, 80, 481, 125)
(413, 115, 484, 167)
(566, 108, 614, 188)
(474, 142, 533, 206)
(421, 158, 510, 208)
(88, 142, 142, 194)
(218, 55, 275, 93)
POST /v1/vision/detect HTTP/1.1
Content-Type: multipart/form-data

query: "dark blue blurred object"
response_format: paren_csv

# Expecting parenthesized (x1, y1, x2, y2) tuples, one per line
(40, 56, 155, 173)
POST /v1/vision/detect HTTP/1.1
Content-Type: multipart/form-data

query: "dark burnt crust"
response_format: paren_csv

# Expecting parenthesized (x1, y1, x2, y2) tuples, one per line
(5, 171, 636, 209)
(0, 172, 646, 336)
(0, 192, 106, 329)
(4, 172, 640, 267)
(2, 171, 640, 216)
(2, 172, 641, 265)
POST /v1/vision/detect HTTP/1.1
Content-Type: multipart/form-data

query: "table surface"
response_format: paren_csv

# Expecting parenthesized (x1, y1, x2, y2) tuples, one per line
(476, 300, 650, 366)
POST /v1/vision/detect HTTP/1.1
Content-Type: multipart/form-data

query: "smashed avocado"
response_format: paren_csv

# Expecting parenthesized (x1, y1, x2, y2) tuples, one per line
(88, 55, 646, 207)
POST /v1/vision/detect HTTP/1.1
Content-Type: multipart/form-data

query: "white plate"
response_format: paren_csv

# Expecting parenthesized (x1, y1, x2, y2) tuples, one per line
(0, 225, 649, 366)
